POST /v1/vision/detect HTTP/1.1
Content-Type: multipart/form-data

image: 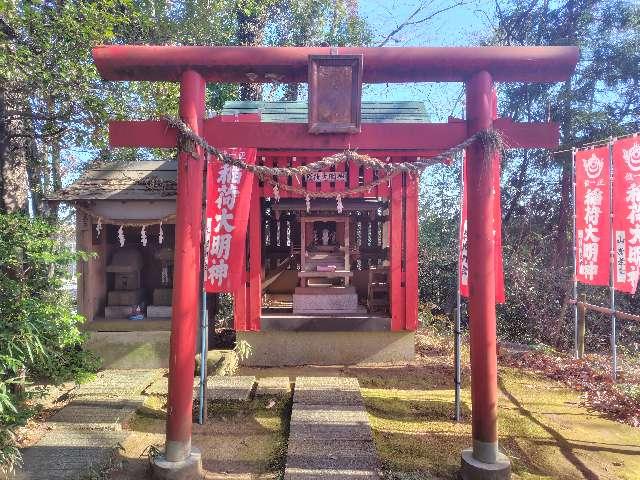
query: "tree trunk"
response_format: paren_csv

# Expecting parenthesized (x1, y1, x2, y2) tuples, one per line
(0, 88, 30, 214)
(24, 107, 44, 216)
(235, 6, 267, 101)
(49, 138, 62, 220)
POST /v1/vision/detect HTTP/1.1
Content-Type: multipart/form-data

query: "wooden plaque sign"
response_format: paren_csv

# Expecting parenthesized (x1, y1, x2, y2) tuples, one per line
(308, 54, 363, 134)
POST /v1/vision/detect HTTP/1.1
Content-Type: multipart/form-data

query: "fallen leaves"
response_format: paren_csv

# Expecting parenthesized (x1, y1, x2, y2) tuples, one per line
(500, 349, 640, 427)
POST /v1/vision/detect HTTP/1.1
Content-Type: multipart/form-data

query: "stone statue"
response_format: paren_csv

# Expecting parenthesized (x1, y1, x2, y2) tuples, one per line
(321, 228, 330, 246)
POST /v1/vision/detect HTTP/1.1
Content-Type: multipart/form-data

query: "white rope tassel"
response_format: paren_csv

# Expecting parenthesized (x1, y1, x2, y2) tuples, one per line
(141, 225, 148, 246)
(305, 194, 311, 213)
(336, 194, 344, 214)
(95, 217, 102, 238)
(118, 225, 125, 247)
(158, 221, 164, 244)
(273, 184, 280, 202)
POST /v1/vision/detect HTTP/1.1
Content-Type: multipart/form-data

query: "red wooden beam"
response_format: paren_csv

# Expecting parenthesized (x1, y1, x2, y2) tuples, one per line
(390, 174, 404, 331)
(109, 119, 560, 152)
(494, 118, 559, 148)
(93, 46, 579, 83)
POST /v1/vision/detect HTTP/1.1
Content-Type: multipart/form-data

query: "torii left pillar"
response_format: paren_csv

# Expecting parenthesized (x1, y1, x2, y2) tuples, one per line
(151, 70, 204, 479)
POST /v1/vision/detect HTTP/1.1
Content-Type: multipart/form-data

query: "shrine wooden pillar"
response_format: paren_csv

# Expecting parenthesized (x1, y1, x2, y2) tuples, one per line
(233, 250, 248, 331)
(165, 70, 206, 463)
(390, 173, 405, 330)
(465, 70, 499, 465)
(248, 178, 262, 330)
(404, 173, 419, 330)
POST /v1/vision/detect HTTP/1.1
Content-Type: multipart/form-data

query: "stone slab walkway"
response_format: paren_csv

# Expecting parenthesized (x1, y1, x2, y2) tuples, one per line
(15, 369, 163, 480)
(285, 377, 381, 480)
(145, 374, 257, 401)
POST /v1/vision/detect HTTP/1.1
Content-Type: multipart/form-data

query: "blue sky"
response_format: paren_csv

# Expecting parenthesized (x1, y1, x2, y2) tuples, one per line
(358, 0, 492, 120)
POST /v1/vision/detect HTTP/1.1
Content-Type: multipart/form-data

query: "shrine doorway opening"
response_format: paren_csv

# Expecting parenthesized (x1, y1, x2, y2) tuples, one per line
(226, 101, 421, 341)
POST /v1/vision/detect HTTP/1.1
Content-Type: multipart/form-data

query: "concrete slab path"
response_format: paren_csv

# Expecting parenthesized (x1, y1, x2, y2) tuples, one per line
(145, 374, 257, 401)
(15, 369, 163, 480)
(285, 376, 381, 480)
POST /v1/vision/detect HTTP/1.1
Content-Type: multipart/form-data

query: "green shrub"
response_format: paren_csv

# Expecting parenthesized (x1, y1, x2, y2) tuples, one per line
(0, 213, 100, 472)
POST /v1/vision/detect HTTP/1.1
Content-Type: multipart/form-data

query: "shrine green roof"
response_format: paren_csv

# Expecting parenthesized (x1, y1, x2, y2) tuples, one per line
(220, 101, 429, 123)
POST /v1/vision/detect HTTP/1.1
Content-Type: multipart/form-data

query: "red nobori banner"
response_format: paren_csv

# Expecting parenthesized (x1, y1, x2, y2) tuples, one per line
(575, 146, 611, 286)
(204, 148, 256, 292)
(613, 136, 640, 294)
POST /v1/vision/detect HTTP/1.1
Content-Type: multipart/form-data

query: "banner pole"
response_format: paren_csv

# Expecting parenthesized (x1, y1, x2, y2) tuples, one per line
(609, 138, 617, 380)
(198, 187, 210, 425)
(198, 285, 208, 424)
(572, 147, 579, 359)
(455, 151, 464, 422)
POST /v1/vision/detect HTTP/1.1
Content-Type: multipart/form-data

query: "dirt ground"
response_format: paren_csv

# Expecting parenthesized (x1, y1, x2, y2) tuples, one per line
(108, 395, 289, 480)
(36, 329, 640, 480)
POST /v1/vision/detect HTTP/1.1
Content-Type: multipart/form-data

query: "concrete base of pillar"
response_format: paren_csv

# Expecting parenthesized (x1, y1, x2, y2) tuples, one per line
(151, 447, 202, 480)
(460, 448, 511, 480)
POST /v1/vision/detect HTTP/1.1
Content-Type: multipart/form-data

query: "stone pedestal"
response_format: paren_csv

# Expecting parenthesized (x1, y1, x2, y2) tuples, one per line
(105, 305, 135, 319)
(107, 289, 144, 308)
(293, 287, 359, 314)
(461, 448, 511, 480)
(153, 288, 173, 306)
(151, 448, 202, 480)
(147, 305, 172, 318)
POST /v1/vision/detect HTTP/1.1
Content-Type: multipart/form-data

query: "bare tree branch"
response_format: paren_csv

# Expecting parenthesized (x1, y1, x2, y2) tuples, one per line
(0, 15, 17, 39)
(376, 1, 470, 47)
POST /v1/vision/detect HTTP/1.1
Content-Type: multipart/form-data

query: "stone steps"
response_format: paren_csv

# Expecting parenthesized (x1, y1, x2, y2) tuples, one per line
(17, 370, 164, 480)
(285, 377, 381, 479)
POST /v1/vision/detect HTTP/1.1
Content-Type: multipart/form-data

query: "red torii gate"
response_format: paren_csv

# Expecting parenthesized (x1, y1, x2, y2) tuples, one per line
(93, 45, 578, 479)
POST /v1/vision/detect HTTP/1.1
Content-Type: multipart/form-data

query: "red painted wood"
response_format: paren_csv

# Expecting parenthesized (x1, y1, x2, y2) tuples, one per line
(260, 150, 431, 157)
(109, 118, 561, 151)
(166, 70, 205, 461)
(363, 167, 373, 193)
(262, 156, 274, 198)
(335, 162, 345, 193)
(248, 178, 261, 331)
(390, 174, 404, 331)
(109, 120, 177, 148)
(233, 205, 250, 332)
(494, 118, 559, 148)
(466, 71, 499, 454)
(304, 157, 317, 194)
(404, 174, 419, 331)
(93, 45, 579, 83)
(202, 122, 468, 151)
(218, 112, 261, 123)
(348, 160, 359, 189)
(277, 157, 289, 198)
(320, 169, 331, 193)
(233, 272, 248, 331)
(377, 159, 390, 197)
(291, 156, 302, 190)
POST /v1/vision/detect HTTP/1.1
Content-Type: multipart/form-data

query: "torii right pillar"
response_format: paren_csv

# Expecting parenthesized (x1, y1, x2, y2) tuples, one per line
(461, 70, 511, 479)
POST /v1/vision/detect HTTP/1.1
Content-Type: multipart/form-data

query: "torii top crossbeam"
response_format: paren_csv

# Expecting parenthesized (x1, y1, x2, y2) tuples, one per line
(93, 45, 578, 83)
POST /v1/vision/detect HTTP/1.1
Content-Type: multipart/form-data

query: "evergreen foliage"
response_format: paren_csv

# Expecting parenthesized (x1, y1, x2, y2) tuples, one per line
(0, 213, 100, 472)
